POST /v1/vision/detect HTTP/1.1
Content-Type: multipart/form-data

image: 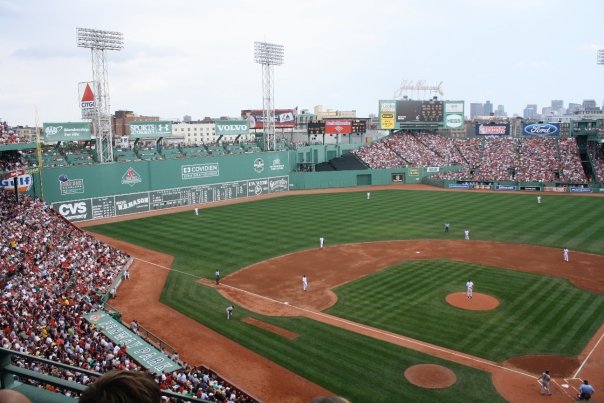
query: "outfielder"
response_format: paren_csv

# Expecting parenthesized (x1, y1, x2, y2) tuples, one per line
(464, 229, 470, 240)
(320, 236, 324, 249)
(195, 207, 199, 216)
(537, 196, 541, 204)
(563, 247, 569, 262)
(215, 269, 221, 285)
(366, 192, 371, 200)
(302, 274, 308, 292)
(466, 279, 474, 299)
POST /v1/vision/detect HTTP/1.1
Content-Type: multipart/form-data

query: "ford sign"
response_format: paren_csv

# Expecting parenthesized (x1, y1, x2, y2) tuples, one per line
(523, 123, 559, 136)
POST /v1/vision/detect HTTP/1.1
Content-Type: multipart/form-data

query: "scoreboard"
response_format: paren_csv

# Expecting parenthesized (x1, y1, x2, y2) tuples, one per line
(380, 99, 449, 130)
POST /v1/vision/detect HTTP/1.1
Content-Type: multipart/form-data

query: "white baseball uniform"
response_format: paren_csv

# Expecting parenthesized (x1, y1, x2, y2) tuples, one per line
(195, 207, 199, 216)
(320, 237, 324, 248)
(366, 192, 371, 200)
(302, 275, 308, 292)
(466, 280, 474, 298)
(563, 248, 569, 262)
(464, 229, 470, 240)
(537, 196, 541, 204)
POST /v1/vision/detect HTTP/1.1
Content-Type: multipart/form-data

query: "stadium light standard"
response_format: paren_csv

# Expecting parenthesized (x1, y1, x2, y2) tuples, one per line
(77, 27, 124, 163)
(254, 41, 284, 151)
(598, 49, 604, 65)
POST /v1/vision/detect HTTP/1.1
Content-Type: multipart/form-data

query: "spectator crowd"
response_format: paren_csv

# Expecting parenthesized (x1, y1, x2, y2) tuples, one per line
(353, 133, 588, 184)
(0, 189, 255, 402)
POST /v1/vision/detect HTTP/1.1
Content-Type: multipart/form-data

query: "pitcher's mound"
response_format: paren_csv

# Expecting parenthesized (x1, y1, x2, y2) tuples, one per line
(446, 292, 500, 311)
(404, 364, 457, 389)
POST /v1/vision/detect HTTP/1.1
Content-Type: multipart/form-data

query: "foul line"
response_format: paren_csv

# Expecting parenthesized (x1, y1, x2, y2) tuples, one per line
(132, 257, 588, 387)
(573, 327, 604, 378)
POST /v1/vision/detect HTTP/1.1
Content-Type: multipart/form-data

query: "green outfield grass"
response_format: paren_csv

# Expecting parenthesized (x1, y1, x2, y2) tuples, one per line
(88, 189, 604, 401)
(326, 259, 604, 361)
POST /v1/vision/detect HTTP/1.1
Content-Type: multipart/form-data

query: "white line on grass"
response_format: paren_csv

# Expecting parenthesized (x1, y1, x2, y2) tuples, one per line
(132, 257, 576, 383)
(573, 328, 604, 378)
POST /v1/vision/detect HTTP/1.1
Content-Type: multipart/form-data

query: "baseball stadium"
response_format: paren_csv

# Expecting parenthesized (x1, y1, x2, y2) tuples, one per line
(2, 93, 604, 403)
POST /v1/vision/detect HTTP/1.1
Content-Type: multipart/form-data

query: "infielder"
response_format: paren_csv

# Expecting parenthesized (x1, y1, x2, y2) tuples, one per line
(444, 222, 450, 233)
(226, 305, 234, 320)
(466, 279, 474, 299)
(537, 196, 541, 204)
(320, 236, 324, 249)
(563, 247, 569, 262)
(195, 207, 199, 216)
(215, 269, 221, 285)
(302, 274, 308, 292)
(464, 229, 470, 240)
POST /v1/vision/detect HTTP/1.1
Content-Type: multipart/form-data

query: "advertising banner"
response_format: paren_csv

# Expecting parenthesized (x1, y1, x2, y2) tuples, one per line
(129, 121, 172, 138)
(78, 81, 96, 120)
(0, 174, 33, 192)
(215, 119, 249, 136)
(475, 123, 510, 135)
(522, 123, 560, 136)
(241, 109, 296, 129)
(325, 120, 352, 134)
(444, 113, 464, 129)
(380, 113, 395, 130)
(444, 101, 464, 114)
(43, 122, 92, 141)
(84, 311, 181, 375)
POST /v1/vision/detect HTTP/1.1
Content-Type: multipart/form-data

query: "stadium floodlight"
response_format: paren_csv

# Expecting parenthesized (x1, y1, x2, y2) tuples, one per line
(598, 49, 604, 65)
(77, 28, 124, 163)
(254, 41, 285, 151)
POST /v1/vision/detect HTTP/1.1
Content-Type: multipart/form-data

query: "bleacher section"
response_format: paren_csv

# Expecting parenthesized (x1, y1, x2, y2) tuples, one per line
(315, 152, 368, 171)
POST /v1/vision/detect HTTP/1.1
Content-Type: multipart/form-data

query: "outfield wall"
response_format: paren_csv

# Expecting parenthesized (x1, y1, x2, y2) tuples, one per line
(38, 152, 293, 221)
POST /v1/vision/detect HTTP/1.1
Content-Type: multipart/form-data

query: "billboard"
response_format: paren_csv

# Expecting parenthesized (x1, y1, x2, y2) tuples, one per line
(522, 123, 560, 136)
(129, 121, 172, 138)
(444, 101, 464, 114)
(43, 122, 92, 141)
(379, 100, 396, 130)
(241, 109, 296, 129)
(396, 100, 443, 123)
(325, 120, 352, 135)
(78, 81, 96, 120)
(215, 119, 249, 136)
(475, 123, 510, 135)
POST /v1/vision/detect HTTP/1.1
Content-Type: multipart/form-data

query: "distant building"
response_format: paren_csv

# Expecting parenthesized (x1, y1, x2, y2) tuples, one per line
(314, 105, 356, 119)
(582, 99, 597, 109)
(551, 100, 564, 115)
(495, 105, 507, 117)
(483, 100, 493, 116)
(112, 110, 159, 136)
(183, 115, 192, 123)
(567, 103, 582, 114)
(469, 103, 484, 120)
(523, 104, 538, 119)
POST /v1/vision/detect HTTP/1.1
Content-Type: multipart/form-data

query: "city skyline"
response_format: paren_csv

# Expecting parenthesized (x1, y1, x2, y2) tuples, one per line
(0, 0, 603, 126)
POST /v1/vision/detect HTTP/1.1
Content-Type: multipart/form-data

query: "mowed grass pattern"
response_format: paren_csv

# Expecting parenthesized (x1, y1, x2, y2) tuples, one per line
(326, 260, 604, 361)
(160, 270, 504, 403)
(88, 189, 604, 401)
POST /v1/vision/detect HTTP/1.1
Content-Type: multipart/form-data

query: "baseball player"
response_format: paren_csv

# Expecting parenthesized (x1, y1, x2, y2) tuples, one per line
(320, 236, 324, 249)
(563, 247, 569, 262)
(226, 305, 234, 320)
(464, 229, 470, 240)
(195, 207, 199, 216)
(466, 279, 474, 299)
(539, 370, 551, 396)
(537, 196, 541, 204)
(215, 269, 221, 285)
(366, 191, 371, 200)
(444, 222, 450, 233)
(302, 274, 308, 292)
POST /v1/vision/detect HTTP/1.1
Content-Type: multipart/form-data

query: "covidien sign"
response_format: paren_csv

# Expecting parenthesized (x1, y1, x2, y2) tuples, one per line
(215, 120, 249, 136)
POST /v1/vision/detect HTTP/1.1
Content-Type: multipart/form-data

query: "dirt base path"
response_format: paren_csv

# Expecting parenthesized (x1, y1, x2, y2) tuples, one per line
(82, 185, 604, 403)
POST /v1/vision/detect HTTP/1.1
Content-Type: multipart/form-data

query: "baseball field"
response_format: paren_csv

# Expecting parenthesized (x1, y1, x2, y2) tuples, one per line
(86, 186, 604, 402)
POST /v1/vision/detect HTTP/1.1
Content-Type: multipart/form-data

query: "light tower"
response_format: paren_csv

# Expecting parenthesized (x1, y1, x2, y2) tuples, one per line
(254, 41, 284, 151)
(598, 49, 604, 65)
(77, 27, 124, 163)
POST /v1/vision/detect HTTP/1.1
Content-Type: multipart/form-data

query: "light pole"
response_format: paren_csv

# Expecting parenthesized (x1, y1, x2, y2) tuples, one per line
(77, 27, 124, 163)
(598, 49, 604, 65)
(254, 41, 284, 151)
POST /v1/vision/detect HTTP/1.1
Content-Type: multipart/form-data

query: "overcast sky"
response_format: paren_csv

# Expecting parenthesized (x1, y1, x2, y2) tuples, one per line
(1, 0, 603, 126)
